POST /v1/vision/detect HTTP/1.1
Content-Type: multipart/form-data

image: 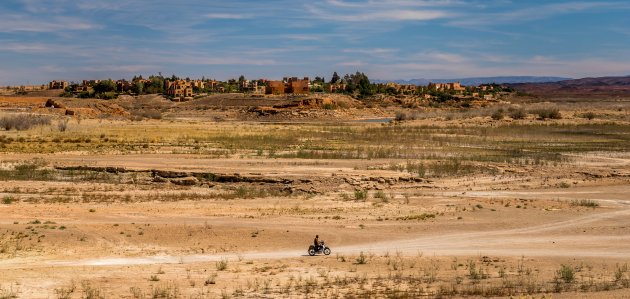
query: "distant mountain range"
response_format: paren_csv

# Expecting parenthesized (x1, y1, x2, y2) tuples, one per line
(372, 76, 572, 86)
(508, 75, 630, 97)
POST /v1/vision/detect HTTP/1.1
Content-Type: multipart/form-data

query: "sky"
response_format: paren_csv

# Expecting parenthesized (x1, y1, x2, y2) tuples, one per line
(1, 0, 630, 85)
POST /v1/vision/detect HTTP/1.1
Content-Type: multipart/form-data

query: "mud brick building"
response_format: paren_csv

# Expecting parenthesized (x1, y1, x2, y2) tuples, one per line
(265, 77, 310, 95)
(428, 82, 465, 92)
(165, 80, 193, 98)
(48, 80, 69, 90)
(328, 83, 346, 93)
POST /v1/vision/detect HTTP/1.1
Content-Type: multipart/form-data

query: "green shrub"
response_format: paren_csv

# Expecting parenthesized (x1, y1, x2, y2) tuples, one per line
(557, 264, 575, 283)
(374, 190, 388, 202)
(354, 189, 368, 201)
(2, 196, 16, 204)
(355, 252, 368, 264)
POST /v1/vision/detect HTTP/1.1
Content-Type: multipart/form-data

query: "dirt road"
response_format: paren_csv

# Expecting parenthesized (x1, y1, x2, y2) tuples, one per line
(1, 185, 626, 270)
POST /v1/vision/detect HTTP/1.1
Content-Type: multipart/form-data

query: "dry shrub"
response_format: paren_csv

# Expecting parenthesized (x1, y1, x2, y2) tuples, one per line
(0, 114, 51, 130)
(508, 107, 527, 119)
(530, 107, 562, 120)
(395, 110, 421, 121)
(131, 109, 162, 120)
(491, 109, 504, 120)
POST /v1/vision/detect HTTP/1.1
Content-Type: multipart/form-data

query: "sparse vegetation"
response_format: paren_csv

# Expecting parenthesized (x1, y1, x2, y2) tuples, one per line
(355, 252, 368, 264)
(530, 107, 562, 120)
(491, 108, 504, 120)
(0, 97, 628, 298)
(0, 114, 51, 131)
(571, 199, 599, 208)
(216, 258, 229, 271)
(354, 189, 368, 201)
(395, 110, 420, 121)
(581, 111, 597, 120)
(2, 196, 16, 205)
(396, 213, 435, 221)
(57, 118, 69, 132)
(556, 264, 575, 283)
(508, 107, 527, 119)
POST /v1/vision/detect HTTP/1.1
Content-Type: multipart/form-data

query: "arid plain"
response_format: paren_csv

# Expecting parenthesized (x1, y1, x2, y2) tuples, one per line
(1, 93, 630, 298)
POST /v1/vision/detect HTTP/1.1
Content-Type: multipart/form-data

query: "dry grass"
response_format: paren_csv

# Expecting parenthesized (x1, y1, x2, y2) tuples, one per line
(0, 102, 628, 298)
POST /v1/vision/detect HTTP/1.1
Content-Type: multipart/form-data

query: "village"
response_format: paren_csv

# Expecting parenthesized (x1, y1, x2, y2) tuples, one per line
(2, 73, 508, 103)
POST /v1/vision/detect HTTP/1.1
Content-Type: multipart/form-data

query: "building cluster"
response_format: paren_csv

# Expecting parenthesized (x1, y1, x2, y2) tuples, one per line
(0, 76, 511, 102)
(327, 83, 347, 93)
(49, 80, 69, 90)
(378, 82, 418, 94)
(164, 79, 208, 98)
(265, 77, 310, 95)
(428, 82, 465, 92)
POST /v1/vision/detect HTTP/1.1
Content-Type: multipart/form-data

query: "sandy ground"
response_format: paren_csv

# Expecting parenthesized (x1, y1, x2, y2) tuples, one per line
(1, 167, 629, 297)
(1, 109, 630, 297)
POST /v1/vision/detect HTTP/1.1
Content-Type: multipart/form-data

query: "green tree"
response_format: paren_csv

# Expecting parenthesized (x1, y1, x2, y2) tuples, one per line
(93, 79, 116, 94)
(342, 72, 374, 97)
(356, 72, 374, 96)
(146, 75, 165, 94)
(313, 76, 325, 84)
(331, 72, 340, 84)
(132, 81, 144, 95)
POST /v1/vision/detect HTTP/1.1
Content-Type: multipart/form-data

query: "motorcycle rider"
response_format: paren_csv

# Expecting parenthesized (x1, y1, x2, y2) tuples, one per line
(314, 235, 320, 251)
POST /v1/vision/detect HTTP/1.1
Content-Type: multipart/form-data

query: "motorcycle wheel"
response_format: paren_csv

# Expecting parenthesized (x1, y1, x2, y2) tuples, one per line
(308, 248, 316, 256)
(323, 248, 331, 255)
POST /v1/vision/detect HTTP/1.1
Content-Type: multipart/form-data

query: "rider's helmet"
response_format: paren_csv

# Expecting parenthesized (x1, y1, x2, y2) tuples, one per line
(316, 235, 319, 238)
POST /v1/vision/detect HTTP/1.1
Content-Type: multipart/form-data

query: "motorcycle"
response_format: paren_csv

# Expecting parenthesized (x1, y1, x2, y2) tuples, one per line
(308, 241, 331, 256)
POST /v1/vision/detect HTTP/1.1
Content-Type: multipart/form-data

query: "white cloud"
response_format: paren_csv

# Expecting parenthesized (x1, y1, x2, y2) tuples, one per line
(342, 48, 399, 55)
(0, 43, 50, 53)
(450, 1, 630, 27)
(80, 65, 156, 73)
(0, 14, 97, 32)
(339, 60, 367, 67)
(205, 13, 251, 19)
(327, 0, 465, 8)
(367, 53, 630, 79)
(306, 0, 458, 23)
(308, 7, 452, 22)
(421, 52, 467, 63)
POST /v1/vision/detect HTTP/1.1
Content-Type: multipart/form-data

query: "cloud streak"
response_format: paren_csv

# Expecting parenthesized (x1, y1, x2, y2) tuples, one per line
(0, 0, 629, 84)
(0, 14, 97, 32)
(306, 2, 454, 22)
(205, 13, 252, 19)
(449, 1, 630, 27)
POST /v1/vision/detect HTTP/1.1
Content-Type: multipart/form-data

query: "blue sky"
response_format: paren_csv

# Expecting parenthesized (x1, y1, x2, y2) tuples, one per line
(1, 0, 630, 85)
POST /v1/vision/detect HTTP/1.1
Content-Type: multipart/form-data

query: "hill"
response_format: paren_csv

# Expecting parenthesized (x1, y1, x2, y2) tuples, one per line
(509, 75, 630, 98)
(373, 76, 571, 86)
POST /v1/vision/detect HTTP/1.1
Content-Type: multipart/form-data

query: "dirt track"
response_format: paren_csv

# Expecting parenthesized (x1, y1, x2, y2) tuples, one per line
(1, 185, 627, 270)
